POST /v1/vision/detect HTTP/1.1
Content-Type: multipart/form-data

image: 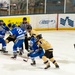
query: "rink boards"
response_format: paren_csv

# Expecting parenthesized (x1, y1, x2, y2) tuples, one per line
(0, 14, 75, 30)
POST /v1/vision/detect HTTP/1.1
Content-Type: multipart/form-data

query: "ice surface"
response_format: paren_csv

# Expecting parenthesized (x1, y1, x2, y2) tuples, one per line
(0, 30, 75, 75)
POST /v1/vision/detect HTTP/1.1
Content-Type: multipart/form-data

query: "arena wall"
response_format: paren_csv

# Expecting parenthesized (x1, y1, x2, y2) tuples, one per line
(0, 14, 75, 30)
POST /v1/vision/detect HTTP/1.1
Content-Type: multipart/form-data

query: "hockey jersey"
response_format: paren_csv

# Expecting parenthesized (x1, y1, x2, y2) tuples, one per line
(29, 37, 41, 52)
(0, 25, 9, 38)
(9, 27, 25, 39)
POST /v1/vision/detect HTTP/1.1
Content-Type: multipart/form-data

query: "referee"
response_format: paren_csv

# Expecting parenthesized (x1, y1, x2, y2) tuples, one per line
(20, 17, 31, 52)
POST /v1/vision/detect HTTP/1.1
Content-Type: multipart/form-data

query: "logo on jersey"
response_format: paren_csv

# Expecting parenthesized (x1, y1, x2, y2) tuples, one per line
(60, 17, 74, 27)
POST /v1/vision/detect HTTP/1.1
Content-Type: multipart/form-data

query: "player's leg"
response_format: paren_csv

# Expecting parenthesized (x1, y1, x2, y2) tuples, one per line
(0, 38, 8, 53)
(11, 39, 24, 59)
(42, 49, 57, 69)
(21, 36, 28, 52)
(30, 50, 44, 65)
(0, 39, 2, 50)
(45, 49, 59, 68)
(21, 43, 24, 51)
(24, 34, 29, 51)
(39, 49, 44, 58)
(28, 50, 44, 65)
(42, 55, 50, 69)
(31, 57, 36, 65)
(19, 47, 24, 55)
(27, 51, 36, 65)
(30, 49, 44, 66)
(50, 57, 59, 68)
(49, 51, 59, 68)
(11, 43, 17, 59)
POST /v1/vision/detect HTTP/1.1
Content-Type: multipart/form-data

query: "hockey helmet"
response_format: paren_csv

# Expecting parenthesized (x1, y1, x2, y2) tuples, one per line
(36, 34, 42, 39)
(26, 25, 32, 30)
(12, 24, 16, 28)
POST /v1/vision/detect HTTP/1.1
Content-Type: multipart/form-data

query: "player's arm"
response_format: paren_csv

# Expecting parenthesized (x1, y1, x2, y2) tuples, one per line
(5, 29, 16, 43)
(5, 35, 16, 43)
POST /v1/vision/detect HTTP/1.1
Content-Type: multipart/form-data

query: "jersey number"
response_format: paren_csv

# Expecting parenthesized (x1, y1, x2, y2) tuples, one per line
(17, 28, 23, 34)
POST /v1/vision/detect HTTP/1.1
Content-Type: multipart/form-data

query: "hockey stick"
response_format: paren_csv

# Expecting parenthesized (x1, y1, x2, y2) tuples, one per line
(23, 59, 28, 62)
(23, 56, 29, 62)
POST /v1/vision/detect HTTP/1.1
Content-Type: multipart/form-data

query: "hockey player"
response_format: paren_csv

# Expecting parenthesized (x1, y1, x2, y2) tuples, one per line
(5, 24, 23, 54)
(36, 34, 59, 69)
(5, 24, 16, 48)
(9, 24, 25, 58)
(0, 20, 9, 53)
(26, 26, 50, 69)
(24, 36, 44, 65)
(26, 25, 59, 69)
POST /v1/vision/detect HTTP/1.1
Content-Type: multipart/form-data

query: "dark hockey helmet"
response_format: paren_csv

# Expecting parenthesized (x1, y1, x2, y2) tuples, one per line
(26, 25, 32, 30)
(36, 34, 42, 39)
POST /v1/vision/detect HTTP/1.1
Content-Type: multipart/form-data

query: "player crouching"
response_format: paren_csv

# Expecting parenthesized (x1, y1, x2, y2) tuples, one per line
(23, 36, 44, 65)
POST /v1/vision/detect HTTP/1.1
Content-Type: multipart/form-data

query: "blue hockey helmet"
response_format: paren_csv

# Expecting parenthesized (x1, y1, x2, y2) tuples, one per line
(11, 24, 16, 28)
(0, 20, 3, 22)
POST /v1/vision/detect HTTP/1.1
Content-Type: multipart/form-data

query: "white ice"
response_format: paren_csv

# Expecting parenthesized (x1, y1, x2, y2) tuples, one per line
(0, 30, 75, 75)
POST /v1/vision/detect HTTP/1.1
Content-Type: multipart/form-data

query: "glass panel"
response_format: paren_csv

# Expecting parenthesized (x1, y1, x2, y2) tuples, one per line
(0, 0, 9, 16)
(28, 0, 45, 14)
(10, 0, 27, 15)
(46, 0, 64, 14)
(1, 0, 75, 15)
(66, 0, 75, 13)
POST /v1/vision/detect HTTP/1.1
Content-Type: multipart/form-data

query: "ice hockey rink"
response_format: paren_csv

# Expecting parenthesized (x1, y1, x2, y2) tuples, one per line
(0, 30, 75, 75)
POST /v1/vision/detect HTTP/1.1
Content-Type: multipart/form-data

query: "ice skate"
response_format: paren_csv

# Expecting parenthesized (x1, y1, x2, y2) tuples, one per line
(19, 51, 23, 55)
(19, 49, 24, 55)
(31, 60, 36, 65)
(17, 51, 19, 53)
(11, 55, 17, 59)
(44, 64, 50, 69)
(2, 50, 8, 53)
(11, 52, 17, 59)
(0, 48, 8, 53)
(55, 64, 59, 68)
(0, 49, 3, 51)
